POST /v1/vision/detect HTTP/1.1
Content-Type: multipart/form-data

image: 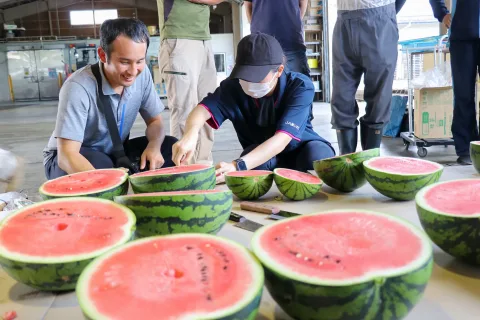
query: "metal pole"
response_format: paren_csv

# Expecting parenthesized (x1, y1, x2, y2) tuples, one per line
(56, 0, 61, 36)
(48, 11, 54, 36)
(92, 0, 96, 38)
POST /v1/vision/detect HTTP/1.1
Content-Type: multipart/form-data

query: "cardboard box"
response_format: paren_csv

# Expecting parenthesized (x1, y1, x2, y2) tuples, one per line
(414, 87, 453, 139)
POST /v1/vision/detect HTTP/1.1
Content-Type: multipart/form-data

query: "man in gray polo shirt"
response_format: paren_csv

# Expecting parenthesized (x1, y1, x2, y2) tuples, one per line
(43, 18, 177, 179)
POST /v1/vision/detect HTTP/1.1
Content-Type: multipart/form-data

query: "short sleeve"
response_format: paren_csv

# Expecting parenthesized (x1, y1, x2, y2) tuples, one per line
(140, 66, 164, 121)
(199, 80, 237, 129)
(276, 80, 315, 141)
(53, 81, 90, 143)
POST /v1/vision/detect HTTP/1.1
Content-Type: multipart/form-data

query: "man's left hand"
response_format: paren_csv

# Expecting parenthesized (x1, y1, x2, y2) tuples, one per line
(215, 161, 236, 184)
(141, 146, 165, 170)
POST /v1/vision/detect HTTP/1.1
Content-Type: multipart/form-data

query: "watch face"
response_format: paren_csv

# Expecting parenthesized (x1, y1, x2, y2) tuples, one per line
(235, 159, 247, 171)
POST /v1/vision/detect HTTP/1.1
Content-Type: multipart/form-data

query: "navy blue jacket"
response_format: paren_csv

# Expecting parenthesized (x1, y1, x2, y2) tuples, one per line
(199, 71, 331, 153)
(430, 0, 480, 40)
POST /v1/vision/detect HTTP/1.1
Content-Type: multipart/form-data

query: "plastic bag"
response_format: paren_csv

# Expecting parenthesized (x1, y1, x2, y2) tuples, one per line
(0, 191, 35, 222)
(411, 64, 452, 89)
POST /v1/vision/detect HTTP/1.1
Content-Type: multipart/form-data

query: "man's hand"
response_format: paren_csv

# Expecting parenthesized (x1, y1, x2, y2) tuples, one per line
(141, 145, 165, 170)
(188, 0, 223, 5)
(172, 132, 199, 166)
(215, 161, 236, 184)
(443, 14, 452, 29)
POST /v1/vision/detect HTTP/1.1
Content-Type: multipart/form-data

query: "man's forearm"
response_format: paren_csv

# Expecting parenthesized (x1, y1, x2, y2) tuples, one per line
(244, 2, 253, 23)
(300, 0, 308, 19)
(184, 105, 212, 138)
(145, 120, 165, 149)
(58, 152, 95, 174)
(241, 133, 291, 170)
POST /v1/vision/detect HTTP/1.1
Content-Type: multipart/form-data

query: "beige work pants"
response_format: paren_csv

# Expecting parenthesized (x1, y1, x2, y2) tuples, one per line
(159, 38, 217, 165)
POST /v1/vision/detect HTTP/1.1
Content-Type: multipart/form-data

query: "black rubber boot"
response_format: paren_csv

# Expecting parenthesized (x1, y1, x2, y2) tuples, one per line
(336, 128, 358, 155)
(360, 124, 383, 150)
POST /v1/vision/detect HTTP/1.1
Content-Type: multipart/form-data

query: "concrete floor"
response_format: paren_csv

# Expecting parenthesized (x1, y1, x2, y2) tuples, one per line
(0, 100, 469, 200)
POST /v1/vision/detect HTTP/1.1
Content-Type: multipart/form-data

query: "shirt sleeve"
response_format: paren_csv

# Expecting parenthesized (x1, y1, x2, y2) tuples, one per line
(53, 81, 90, 143)
(429, 0, 449, 22)
(139, 66, 165, 121)
(198, 80, 236, 129)
(276, 79, 315, 141)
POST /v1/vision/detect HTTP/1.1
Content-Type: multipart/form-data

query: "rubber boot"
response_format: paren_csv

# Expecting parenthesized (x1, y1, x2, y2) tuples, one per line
(360, 124, 383, 150)
(336, 128, 358, 155)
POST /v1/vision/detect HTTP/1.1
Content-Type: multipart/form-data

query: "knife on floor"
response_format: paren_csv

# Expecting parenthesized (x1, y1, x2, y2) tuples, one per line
(239, 202, 301, 220)
(229, 212, 264, 232)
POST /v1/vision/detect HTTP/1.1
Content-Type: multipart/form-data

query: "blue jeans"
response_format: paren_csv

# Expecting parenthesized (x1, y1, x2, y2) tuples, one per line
(284, 49, 311, 77)
(241, 140, 335, 172)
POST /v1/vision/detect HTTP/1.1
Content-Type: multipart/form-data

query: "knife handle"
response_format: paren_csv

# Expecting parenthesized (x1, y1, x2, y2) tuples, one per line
(240, 201, 280, 214)
(229, 212, 245, 223)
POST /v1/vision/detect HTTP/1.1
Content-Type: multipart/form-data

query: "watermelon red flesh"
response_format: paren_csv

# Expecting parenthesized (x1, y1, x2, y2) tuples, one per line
(0, 199, 131, 259)
(130, 164, 210, 177)
(423, 179, 480, 216)
(227, 170, 273, 177)
(365, 157, 441, 175)
(77, 235, 264, 320)
(257, 211, 424, 282)
(275, 168, 321, 184)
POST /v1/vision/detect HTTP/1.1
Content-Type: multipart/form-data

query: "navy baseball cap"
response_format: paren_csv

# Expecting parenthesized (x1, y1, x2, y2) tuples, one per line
(229, 32, 284, 83)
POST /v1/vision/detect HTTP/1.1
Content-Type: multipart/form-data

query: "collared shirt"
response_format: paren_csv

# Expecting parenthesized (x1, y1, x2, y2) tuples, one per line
(199, 71, 331, 153)
(42, 63, 163, 165)
(337, 0, 395, 11)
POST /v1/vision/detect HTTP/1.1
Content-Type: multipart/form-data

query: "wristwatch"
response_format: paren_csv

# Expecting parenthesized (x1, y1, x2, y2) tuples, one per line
(233, 158, 247, 171)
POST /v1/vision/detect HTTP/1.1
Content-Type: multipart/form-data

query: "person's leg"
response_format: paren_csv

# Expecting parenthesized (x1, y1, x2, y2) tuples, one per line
(240, 145, 278, 171)
(284, 49, 311, 77)
(359, 4, 398, 150)
(449, 40, 479, 164)
(159, 38, 205, 164)
(330, 13, 364, 155)
(44, 148, 114, 180)
(196, 40, 217, 165)
(294, 141, 336, 172)
(125, 136, 178, 169)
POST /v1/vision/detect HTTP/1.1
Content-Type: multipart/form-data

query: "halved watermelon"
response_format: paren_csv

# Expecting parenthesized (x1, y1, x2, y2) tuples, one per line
(251, 210, 433, 320)
(416, 179, 480, 265)
(273, 168, 322, 201)
(129, 164, 216, 194)
(364, 156, 443, 201)
(470, 141, 480, 173)
(39, 168, 129, 200)
(76, 234, 264, 320)
(114, 189, 232, 238)
(0, 197, 136, 291)
(225, 170, 273, 200)
(313, 148, 380, 193)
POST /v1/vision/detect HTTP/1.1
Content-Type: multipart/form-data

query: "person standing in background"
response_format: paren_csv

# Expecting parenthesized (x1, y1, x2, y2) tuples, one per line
(157, 0, 223, 165)
(429, 0, 479, 165)
(331, 0, 406, 155)
(243, 0, 311, 77)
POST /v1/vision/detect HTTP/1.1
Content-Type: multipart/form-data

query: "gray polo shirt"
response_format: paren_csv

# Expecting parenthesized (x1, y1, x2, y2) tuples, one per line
(43, 63, 164, 165)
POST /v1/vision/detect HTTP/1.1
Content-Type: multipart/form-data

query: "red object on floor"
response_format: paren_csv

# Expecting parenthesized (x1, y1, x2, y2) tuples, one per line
(3, 311, 17, 320)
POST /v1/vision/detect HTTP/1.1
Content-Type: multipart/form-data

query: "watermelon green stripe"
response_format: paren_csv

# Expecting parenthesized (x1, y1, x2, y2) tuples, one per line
(129, 166, 216, 193)
(218, 288, 263, 320)
(273, 169, 322, 201)
(470, 142, 480, 174)
(313, 148, 380, 193)
(115, 191, 233, 237)
(364, 169, 442, 201)
(225, 172, 273, 200)
(261, 257, 432, 320)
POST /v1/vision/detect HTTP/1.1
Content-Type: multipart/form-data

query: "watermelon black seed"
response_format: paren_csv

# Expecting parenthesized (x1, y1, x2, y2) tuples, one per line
(293, 234, 298, 237)
(288, 250, 298, 255)
(324, 255, 330, 259)
(186, 246, 193, 250)
(274, 237, 279, 241)
(206, 294, 212, 301)
(223, 266, 228, 270)
(336, 260, 341, 264)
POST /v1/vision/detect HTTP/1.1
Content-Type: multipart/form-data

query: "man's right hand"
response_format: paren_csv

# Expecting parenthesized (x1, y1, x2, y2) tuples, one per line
(172, 132, 199, 166)
(443, 14, 452, 29)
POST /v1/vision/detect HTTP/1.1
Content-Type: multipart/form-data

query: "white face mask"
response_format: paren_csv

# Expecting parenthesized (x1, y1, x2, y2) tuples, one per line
(240, 72, 278, 98)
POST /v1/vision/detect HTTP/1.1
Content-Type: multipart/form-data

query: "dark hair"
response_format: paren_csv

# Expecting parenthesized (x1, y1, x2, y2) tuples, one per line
(100, 18, 150, 58)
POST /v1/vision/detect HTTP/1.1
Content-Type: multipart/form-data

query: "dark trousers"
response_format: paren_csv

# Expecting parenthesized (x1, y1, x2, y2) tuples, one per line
(45, 136, 177, 180)
(241, 140, 335, 172)
(284, 49, 311, 78)
(330, 4, 398, 130)
(449, 40, 480, 157)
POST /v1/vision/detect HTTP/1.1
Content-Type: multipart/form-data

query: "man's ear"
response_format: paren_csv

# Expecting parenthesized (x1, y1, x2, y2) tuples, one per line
(277, 65, 285, 77)
(98, 47, 107, 64)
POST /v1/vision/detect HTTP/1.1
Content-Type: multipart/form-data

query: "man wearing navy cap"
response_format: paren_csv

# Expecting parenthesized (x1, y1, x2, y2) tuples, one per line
(172, 33, 335, 182)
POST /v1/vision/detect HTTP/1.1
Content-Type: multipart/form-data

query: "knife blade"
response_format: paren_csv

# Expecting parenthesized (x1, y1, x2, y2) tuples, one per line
(229, 212, 264, 232)
(240, 201, 301, 219)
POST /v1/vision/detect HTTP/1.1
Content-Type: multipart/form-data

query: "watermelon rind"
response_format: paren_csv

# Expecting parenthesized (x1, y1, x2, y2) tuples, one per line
(0, 197, 136, 291)
(225, 170, 274, 200)
(114, 189, 233, 238)
(129, 165, 216, 194)
(76, 234, 264, 320)
(39, 168, 129, 201)
(273, 168, 322, 201)
(470, 141, 480, 174)
(364, 157, 444, 201)
(313, 148, 380, 193)
(416, 179, 480, 265)
(251, 210, 433, 320)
